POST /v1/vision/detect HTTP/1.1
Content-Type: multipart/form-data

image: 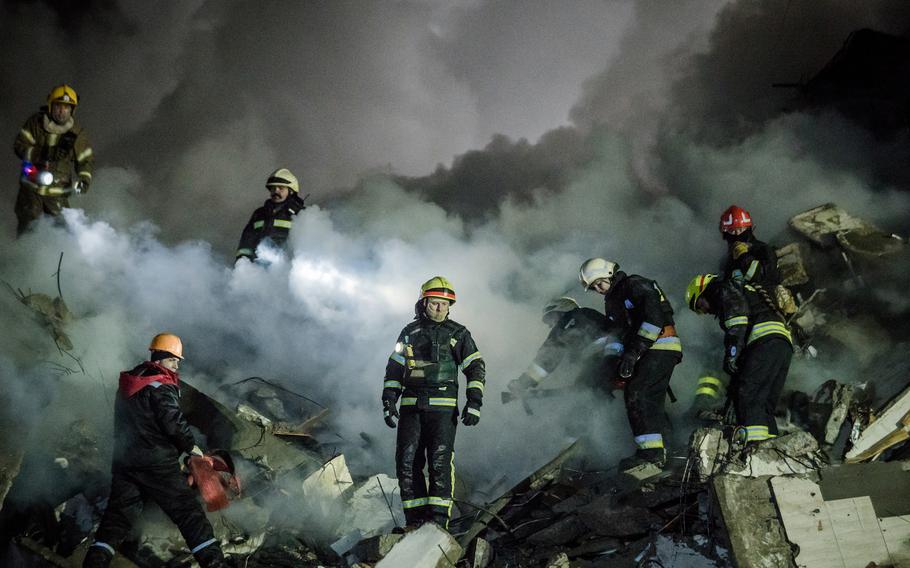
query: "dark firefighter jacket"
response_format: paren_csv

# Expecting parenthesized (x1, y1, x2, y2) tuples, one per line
(603, 272, 682, 358)
(522, 307, 619, 385)
(113, 361, 197, 471)
(722, 233, 780, 288)
(383, 315, 485, 411)
(14, 109, 94, 196)
(704, 279, 792, 359)
(235, 192, 306, 260)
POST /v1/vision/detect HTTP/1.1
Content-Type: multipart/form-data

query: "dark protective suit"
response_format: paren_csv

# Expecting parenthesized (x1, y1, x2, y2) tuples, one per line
(721, 230, 780, 288)
(382, 313, 485, 526)
(702, 280, 793, 441)
(83, 362, 223, 568)
(235, 192, 306, 261)
(519, 307, 621, 390)
(13, 109, 94, 235)
(602, 272, 682, 453)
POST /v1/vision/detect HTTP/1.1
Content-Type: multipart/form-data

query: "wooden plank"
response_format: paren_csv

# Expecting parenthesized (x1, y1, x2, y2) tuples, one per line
(771, 477, 891, 567)
(846, 383, 910, 462)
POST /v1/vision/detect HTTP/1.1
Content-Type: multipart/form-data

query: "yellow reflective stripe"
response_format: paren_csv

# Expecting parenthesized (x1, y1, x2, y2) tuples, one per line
(698, 376, 723, 387)
(273, 219, 293, 229)
(383, 380, 402, 389)
(19, 128, 35, 144)
(745, 260, 759, 281)
(725, 316, 749, 327)
(650, 337, 681, 351)
(466, 380, 484, 392)
(78, 171, 92, 179)
(389, 352, 406, 365)
(77, 147, 93, 161)
(402, 497, 428, 509)
(236, 248, 253, 257)
(429, 398, 457, 407)
(427, 496, 453, 507)
(462, 351, 482, 367)
(400, 397, 418, 406)
(747, 322, 791, 344)
(253, 220, 265, 230)
(696, 386, 720, 397)
(450, 337, 457, 347)
(637, 322, 661, 341)
(634, 433, 664, 449)
(746, 425, 770, 441)
(36, 186, 67, 196)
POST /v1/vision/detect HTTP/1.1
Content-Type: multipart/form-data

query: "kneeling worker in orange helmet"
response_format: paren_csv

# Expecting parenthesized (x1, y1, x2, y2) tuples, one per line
(83, 334, 225, 568)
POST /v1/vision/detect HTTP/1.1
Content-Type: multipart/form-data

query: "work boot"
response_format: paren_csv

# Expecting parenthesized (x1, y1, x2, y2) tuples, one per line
(82, 544, 114, 568)
(193, 542, 226, 568)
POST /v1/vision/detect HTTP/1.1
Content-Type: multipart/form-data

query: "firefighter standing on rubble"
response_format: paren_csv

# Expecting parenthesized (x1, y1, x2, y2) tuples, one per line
(719, 205, 780, 288)
(235, 168, 307, 262)
(579, 259, 682, 471)
(13, 84, 94, 235)
(382, 277, 485, 529)
(685, 274, 793, 444)
(83, 334, 225, 568)
(507, 296, 621, 395)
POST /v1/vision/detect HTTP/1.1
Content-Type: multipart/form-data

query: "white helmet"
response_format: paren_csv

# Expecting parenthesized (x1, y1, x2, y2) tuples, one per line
(579, 258, 618, 290)
(266, 168, 299, 193)
(543, 296, 579, 316)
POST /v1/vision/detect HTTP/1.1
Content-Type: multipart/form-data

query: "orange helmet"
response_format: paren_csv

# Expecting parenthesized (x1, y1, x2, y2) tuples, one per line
(719, 205, 753, 234)
(148, 333, 184, 359)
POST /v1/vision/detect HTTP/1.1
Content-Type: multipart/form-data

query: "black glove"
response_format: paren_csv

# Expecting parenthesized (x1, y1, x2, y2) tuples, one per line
(78, 174, 91, 194)
(723, 344, 740, 376)
(383, 399, 399, 428)
(507, 373, 536, 394)
(618, 351, 640, 379)
(461, 402, 481, 426)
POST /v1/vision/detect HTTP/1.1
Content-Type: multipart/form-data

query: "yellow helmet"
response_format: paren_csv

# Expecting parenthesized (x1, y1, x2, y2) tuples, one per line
(685, 274, 717, 313)
(148, 333, 184, 359)
(543, 296, 578, 316)
(47, 84, 78, 107)
(420, 276, 456, 304)
(266, 168, 299, 193)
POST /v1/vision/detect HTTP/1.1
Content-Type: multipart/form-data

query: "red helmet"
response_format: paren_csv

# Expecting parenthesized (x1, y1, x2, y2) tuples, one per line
(719, 205, 753, 233)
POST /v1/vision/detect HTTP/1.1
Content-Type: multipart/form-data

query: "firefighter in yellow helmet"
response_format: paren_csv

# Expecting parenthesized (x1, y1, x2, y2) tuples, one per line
(83, 334, 225, 568)
(13, 84, 94, 235)
(685, 274, 793, 444)
(235, 168, 307, 263)
(579, 258, 682, 472)
(381, 277, 486, 529)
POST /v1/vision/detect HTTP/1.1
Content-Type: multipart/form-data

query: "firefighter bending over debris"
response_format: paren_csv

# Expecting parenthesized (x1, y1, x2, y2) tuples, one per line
(235, 168, 307, 263)
(507, 296, 620, 396)
(382, 277, 485, 529)
(719, 205, 780, 288)
(580, 259, 682, 472)
(686, 274, 793, 444)
(84, 334, 225, 568)
(13, 84, 94, 236)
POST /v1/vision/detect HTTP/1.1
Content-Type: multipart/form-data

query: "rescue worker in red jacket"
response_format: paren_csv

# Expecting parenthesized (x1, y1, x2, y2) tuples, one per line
(13, 84, 94, 235)
(235, 168, 306, 262)
(382, 277, 485, 529)
(686, 274, 793, 443)
(579, 259, 682, 471)
(718, 205, 780, 288)
(83, 334, 224, 568)
(507, 296, 621, 395)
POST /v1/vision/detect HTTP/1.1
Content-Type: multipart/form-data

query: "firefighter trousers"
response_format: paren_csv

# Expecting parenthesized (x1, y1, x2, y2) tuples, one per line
(396, 408, 457, 527)
(83, 464, 223, 568)
(624, 350, 681, 449)
(14, 185, 68, 236)
(733, 337, 792, 440)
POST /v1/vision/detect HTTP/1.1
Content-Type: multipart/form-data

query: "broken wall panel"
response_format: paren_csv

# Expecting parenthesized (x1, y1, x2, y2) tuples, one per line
(845, 382, 910, 462)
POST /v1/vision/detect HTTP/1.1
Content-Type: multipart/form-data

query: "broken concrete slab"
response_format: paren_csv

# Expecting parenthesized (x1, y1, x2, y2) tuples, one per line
(818, 461, 910, 518)
(776, 242, 811, 287)
(789, 203, 880, 247)
(809, 380, 854, 445)
(771, 476, 906, 567)
(846, 382, 910, 462)
(696, 428, 822, 479)
(543, 552, 570, 568)
(300, 454, 354, 518)
(712, 475, 794, 568)
(375, 523, 462, 568)
(348, 532, 403, 563)
(469, 536, 492, 568)
(340, 473, 404, 539)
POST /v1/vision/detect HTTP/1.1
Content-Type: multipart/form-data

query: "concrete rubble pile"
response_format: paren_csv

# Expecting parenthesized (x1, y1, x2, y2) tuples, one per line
(1, 201, 908, 567)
